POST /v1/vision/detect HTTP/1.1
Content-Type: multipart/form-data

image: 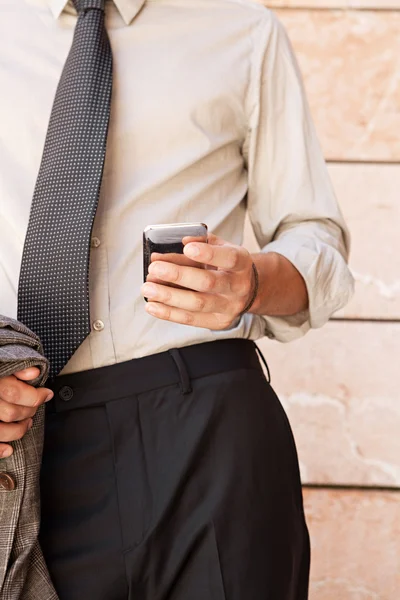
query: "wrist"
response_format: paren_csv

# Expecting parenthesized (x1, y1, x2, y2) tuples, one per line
(247, 253, 276, 314)
(248, 251, 309, 316)
(239, 261, 259, 317)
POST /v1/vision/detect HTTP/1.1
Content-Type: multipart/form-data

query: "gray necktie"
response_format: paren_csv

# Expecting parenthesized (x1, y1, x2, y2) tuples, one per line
(18, 0, 113, 377)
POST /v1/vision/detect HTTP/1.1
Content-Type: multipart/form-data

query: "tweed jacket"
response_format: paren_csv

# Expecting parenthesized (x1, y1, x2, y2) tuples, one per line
(0, 315, 57, 600)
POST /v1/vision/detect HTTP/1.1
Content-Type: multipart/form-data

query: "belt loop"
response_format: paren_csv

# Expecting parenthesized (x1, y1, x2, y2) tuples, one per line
(253, 342, 271, 384)
(168, 348, 192, 395)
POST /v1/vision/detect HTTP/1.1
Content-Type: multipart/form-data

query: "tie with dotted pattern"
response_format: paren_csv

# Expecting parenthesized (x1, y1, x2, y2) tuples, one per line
(17, 0, 112, 377)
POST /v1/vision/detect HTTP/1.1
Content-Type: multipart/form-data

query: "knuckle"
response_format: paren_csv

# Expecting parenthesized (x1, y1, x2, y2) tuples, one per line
(205, 246, 214, 262)
(222, 296, 236, 314)
(0, 404, 20, 423)
(170, 266, 181, 284)
(215, 314, 232, 331)
(182, 311, 195, 326)
(235, 276, 250, 297)
(202, 273, 215, 293)
(227, 248, 240, 270)
(0, 383, 19, 404)
(161, 287, 173, 304)
(231, 299, 244, 316)
(194, 294, 207, 312)
(237, 290, 249, 307)
(223, 316, 234, 329)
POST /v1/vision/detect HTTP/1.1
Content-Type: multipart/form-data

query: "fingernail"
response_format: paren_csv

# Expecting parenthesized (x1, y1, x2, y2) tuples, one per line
(153, 260, 170, 275)
(185, 244, 200, 257)
(1, 447, 13, 458)
(146, 303, 161, 316)
(28, 419, 34, 430)
(151, 265, 168, 277)
(45, 392, 54, 402)
(142, 283, 157, 299)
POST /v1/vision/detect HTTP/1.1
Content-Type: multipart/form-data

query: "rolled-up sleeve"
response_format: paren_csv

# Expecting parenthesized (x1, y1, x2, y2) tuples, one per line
(244, 11, 354, 342)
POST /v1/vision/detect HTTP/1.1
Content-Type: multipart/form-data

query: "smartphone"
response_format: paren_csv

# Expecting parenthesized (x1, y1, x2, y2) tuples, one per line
(143, 222, 208, 293)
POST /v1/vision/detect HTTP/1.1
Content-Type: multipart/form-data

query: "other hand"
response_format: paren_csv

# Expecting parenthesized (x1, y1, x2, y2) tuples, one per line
(141, 233, 256, 330)
(0, 368, 54, 458)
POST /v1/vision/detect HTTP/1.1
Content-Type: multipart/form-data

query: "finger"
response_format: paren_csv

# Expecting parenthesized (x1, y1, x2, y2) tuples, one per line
(145, 302, 234, 331)
(0, 376, 53, 408)
(148, 261, 230, 295)
(0, 443, 13, 458)
(0, 399, 37, 423)
(182, 232, 223, 247)
(0, 418, 33, 443)
(141, 282, 231, 314)
(182, 234, 209, 245)
(13, 367, 41, 381)
(206, 232, 227, 246)
(180, 237, 218, 272)
(201, 233, 225, 271)
(150, 252, 204, 269)
(183, 240, 250, 272)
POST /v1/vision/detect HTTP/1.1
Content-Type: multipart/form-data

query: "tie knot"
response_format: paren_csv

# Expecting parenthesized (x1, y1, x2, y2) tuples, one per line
(73, 0, 105, 13)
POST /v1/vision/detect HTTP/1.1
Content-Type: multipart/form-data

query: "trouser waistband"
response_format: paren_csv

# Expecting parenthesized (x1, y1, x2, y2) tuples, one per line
(47, 338, 268, 413)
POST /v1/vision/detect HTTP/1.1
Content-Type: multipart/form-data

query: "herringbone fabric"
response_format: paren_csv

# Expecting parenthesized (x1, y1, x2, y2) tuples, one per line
(17, 0, 112, 377)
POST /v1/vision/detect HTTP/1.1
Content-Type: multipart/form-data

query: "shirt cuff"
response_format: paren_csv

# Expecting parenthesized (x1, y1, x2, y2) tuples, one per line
(258, 234, 355, 342)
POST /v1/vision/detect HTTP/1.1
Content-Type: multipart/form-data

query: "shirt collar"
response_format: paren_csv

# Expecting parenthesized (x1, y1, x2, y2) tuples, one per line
(49, 0, 145, 25)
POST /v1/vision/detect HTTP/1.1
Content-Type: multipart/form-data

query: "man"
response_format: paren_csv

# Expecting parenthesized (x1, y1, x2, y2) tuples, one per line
(0, 0, 354, 598)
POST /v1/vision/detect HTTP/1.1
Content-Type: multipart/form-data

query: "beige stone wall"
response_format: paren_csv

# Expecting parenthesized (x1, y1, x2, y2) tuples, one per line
(243, 1, 400, 598)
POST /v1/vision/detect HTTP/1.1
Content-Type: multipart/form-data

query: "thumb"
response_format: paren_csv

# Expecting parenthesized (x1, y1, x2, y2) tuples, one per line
(14, 367, 41, 382)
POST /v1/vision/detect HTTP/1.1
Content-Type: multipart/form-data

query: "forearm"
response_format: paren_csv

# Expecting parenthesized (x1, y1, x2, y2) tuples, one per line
(249, 252, 309, 317)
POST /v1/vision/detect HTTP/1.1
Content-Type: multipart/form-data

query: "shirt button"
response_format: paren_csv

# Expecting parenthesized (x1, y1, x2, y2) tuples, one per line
(0, 473, 16, 491)
(91, 236, 101, 248)
(59, 386, 74, 402)
(93, 320, 105, 332)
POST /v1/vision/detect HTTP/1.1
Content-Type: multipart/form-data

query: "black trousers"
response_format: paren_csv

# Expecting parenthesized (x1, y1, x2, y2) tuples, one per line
(40, 339, 310, 600)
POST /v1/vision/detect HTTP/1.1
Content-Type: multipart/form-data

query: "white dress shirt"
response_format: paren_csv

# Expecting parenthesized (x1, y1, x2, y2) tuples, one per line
(0, 0, 354, 375)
